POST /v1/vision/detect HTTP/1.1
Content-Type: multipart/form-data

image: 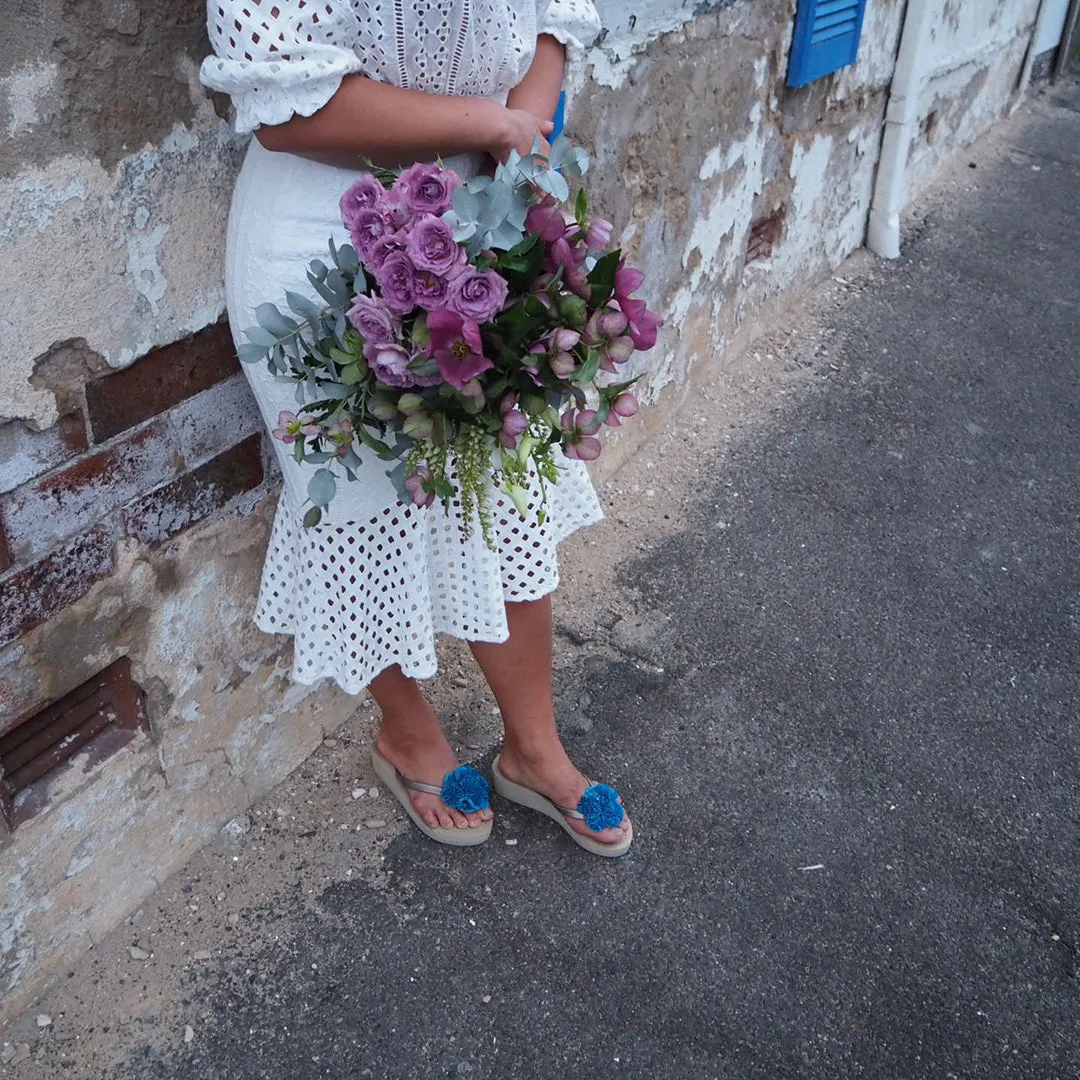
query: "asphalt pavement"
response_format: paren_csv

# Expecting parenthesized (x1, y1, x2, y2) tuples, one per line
(120, 77, 1080, 1080)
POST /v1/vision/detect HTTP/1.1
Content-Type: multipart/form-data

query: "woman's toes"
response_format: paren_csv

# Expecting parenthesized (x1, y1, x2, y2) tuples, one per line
(447, 808, 470, 830)
(422, 808, 442, 829)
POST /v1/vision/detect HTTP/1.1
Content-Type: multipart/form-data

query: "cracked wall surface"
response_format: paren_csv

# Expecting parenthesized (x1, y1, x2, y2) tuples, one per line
(0, 0, 1052, 1020)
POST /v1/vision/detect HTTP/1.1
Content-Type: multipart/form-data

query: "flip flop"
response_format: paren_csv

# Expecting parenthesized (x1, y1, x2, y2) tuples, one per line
(491, 754, 633, 858)
(370, 747, 493, 847)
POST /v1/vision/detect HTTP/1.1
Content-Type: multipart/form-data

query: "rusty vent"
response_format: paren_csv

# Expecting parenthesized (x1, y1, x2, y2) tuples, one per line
(746, 209, 786, 265)
(0, 658, 147, 827)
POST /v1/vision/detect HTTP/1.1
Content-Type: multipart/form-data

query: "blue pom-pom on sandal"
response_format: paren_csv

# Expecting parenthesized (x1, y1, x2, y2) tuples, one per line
(371, 748, 492, 847)
(491, 755, 633, 858)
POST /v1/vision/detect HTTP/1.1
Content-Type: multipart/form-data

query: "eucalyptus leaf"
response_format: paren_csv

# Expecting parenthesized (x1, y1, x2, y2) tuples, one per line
(255, 303, 298, 337)
(243, 326, 278, 347)
(386, 461, 411, 504)
(308, 468, 337, 508)
(303, 506, 323, 528)
(237, 343, 268, 364)
(356, 425, 399, 461)
(285, 290, 322, 327)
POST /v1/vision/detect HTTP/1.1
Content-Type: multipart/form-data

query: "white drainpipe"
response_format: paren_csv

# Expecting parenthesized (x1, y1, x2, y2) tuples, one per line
(867, 0, 936, 259)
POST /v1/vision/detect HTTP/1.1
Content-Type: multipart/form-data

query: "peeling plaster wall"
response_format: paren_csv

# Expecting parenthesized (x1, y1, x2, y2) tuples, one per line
(908, 0, 1043, 185)
(1, 4, 241, 429)
(0, 0, 1052, 1019)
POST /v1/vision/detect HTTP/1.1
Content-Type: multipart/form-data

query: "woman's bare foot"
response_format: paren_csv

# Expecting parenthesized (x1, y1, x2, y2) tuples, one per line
(496, 742, 629, 845)
(370, 665, 493, 831)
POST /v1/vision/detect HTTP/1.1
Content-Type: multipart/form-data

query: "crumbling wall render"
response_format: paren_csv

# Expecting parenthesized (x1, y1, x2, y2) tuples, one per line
(0, 0, 1055, 1020)
(1, 0, 241, 429)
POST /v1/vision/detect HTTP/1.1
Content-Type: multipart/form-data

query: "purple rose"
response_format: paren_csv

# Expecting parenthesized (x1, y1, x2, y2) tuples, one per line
(407, 215, 464, 276)
(386, 187, 413, 229)
(396, 162, 463, 216)
(367, 230, 410, 272)
(340, 175, 387, 231)
(364, 342, 416, 388)
(346, 294, 400, 343)
(376, 252, 417, 315)
(447, 267, 509, 324)
(411, 266, 451, 312)
(349, 207, 392, 260)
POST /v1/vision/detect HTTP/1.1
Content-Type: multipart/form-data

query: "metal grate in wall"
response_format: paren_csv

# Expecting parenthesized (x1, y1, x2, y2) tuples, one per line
(0, 658, 147, 827)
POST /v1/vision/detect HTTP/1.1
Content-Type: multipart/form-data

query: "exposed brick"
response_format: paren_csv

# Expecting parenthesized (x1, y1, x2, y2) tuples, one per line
(85, 321, 239, 444)
(123, 434, 264, 546)
(1, 419, 175, 565)
(0, 529, 114, 649)
(0, 413, 90, 496)
(746, 208, 786, 265)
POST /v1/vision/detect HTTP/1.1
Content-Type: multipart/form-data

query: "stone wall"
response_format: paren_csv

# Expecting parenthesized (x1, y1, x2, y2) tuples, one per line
(0, 0, 1050, 1019)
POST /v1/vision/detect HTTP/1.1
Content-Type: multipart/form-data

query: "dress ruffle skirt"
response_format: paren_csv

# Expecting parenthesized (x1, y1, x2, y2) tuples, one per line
(226, 142, 603, 693)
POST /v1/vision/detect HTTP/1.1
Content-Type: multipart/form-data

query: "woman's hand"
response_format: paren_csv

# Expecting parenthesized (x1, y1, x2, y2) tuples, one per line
(489, 106, 555, 162)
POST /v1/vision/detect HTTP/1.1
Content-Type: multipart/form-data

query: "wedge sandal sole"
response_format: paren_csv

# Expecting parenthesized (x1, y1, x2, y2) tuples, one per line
(370, 748, 492, 847)
(492, 754, 633, 858)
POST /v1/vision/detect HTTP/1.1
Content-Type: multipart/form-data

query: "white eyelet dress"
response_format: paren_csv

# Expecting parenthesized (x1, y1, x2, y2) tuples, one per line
(200, 0, 604, 694)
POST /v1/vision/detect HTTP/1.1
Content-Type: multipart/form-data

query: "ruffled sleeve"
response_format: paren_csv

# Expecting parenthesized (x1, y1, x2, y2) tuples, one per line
(537, 0, 601, 113)
(200, 0, 365, 134)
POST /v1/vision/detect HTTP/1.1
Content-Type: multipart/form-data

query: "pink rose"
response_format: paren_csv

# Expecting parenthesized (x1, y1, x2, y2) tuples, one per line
(340, 175, 387, 231)
(395, 162, 463, 216)
(447, 267, 509, 324)
(349, 207, 393, 260)
(376, 252, 417, 315)
(346, 294, 400, 343)
(407, 215, 464, 276)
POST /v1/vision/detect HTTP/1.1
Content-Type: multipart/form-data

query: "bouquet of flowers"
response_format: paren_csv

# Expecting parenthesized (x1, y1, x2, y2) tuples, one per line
(239, 138, 662, 546)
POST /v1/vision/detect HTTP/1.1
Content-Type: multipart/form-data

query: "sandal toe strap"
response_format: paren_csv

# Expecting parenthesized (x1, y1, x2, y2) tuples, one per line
(403, 765, 490, 813)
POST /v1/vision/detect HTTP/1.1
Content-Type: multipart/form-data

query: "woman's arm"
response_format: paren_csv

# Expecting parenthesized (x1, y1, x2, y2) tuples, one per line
(256, 76, 554, 165)
(505, 35, 566, 129)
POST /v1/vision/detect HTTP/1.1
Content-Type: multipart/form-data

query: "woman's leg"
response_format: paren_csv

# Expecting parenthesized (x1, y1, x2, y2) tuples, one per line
(371, 665, 493, 830)
(469, 596, 630, 844)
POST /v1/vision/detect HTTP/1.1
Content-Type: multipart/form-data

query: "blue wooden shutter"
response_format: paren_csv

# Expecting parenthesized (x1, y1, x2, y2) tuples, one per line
(787, 0, 869, 87)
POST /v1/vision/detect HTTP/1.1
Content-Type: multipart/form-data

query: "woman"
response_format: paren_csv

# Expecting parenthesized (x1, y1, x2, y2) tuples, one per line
(201, 0, 631, 857)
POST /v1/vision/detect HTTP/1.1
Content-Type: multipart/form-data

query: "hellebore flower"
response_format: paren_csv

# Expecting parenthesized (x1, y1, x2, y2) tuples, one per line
(620, 297, 664, 351)
(583, 309, 634, 372)
(560, 408, 602, 462)
(272, 410, 318, 444)
(526, 202, 572, 244)
(547, 236, 591, 299)
(585, 217, 614, 251)
(426, 309, 493, 390)
(614, 261, 664, 351)
(542, 327, 582, 380)
(324, 417, 354, 457)
(499, 395, 530, 449)
(404, 466, 437, 509)
(603, 390, 640, 428)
